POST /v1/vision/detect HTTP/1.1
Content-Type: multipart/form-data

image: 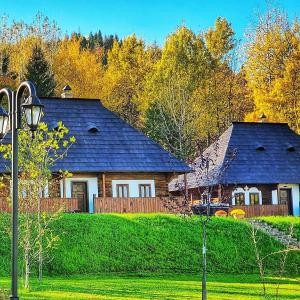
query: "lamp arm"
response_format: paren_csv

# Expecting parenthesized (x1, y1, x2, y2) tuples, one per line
(15, 81, 37, 129)
(0, 88, 14, 130)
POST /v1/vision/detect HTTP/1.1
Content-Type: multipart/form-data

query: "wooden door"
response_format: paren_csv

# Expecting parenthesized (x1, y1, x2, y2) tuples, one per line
(279, 188, 293, 215)
(72, 182, 88, 212)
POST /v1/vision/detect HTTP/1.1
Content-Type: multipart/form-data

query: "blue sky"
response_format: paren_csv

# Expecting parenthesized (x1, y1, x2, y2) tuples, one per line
(0, 0, 300, 44)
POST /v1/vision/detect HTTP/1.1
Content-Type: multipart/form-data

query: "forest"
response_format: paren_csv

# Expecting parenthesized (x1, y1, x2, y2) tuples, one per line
(0, 7, 299, 160)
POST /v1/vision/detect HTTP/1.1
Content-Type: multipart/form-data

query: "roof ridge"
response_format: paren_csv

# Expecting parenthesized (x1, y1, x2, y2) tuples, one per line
(40, 97, 102, 102)
(217, 124, 234, 174)
(232, 121, 288, 125)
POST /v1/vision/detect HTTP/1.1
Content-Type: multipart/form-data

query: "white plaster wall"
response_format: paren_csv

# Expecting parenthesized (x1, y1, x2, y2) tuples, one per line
(271, 190, 278, 205)
(278, 184, 300, 216)
(112, 180, 155, 197)
(60, 177, 98, 213)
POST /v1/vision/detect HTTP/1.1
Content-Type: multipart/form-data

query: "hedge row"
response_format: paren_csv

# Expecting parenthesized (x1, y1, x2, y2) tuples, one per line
(0, 214, 299, 276)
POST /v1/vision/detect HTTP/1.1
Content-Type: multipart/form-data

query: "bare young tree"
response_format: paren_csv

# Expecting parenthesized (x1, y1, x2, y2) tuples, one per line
(0, 121, 75, 289)
(249, 222, 300, 299)
(145, 77, 200, 161)
(168, 138, 237, 300)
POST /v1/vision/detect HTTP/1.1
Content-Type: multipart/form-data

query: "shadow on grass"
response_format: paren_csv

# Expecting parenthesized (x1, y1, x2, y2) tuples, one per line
(1, 274, 299, 300)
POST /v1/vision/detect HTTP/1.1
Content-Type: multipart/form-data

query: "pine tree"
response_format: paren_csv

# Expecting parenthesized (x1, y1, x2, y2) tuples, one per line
(0, 51, 9, 75)
(88, 32, 95, 49)
(96, 30, 103, 47)
(25, 45, 56, 96)
(80, 36, 88, 49)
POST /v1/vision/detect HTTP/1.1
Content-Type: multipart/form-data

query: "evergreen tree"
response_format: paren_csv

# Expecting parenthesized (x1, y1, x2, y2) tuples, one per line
(88, 32, 95, 49)
(96, 30, 103, 48)
(80, 36, 88, 49)
(25, 45, 56, 96)
(103, 35, 115, 51)
(0, 51, 9, 75)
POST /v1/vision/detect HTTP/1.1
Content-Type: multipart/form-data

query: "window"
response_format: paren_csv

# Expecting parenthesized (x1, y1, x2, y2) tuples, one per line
(234, 193, 245, 205)
(116, 184, 129, 198)
(139, 184, 152, 197)
(249, 193, 259, 205)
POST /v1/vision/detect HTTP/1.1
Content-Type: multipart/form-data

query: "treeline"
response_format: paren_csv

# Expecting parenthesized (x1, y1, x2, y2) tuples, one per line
(0, 8, 299, 160)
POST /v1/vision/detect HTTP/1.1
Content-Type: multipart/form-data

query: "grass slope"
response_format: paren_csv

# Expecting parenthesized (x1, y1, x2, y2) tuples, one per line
(0, 214, 299, 276)
(1, 274, 300, 300)
(258, 216, 300, 240)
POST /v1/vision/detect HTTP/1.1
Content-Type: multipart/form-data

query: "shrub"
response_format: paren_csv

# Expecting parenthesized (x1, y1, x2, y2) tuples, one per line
(230, 209, 246, 219)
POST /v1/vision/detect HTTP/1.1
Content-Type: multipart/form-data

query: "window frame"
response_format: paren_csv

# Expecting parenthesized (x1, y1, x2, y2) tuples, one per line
(249, 192, 259, 205)
(116, 184, 130, 198)
(234, 192, 245, 205)
(139, 184, 152, 198)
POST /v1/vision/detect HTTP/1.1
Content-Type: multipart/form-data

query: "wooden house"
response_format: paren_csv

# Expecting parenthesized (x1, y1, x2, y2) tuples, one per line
(0, 89, 190, 213)
(169, 121, 300, 216)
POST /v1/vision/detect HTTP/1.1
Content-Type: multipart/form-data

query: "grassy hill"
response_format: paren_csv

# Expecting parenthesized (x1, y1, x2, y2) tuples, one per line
(0, 214, 299, 276)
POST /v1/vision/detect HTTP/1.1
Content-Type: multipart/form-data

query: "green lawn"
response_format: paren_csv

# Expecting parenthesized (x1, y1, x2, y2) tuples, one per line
(1, 274, 299, 300)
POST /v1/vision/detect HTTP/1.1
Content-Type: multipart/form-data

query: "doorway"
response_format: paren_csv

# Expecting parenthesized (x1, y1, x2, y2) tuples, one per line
(72, 182, 88, 212)
(279, 188, 293, 215)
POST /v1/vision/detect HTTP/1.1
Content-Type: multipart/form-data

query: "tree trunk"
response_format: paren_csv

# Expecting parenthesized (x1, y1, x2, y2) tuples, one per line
(202, 220, 207, 300)
(24, 249, 30, 290)
(38, 197, 43, 281)
(38, 246, 43, 281)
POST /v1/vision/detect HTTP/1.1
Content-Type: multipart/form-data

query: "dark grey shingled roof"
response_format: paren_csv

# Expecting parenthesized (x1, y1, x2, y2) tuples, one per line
(169, 122, 300, 191)
(0, 98, 190, 173)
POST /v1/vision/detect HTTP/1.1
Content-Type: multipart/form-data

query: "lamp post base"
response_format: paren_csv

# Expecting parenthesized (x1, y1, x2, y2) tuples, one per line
(10, 296, 19, 300)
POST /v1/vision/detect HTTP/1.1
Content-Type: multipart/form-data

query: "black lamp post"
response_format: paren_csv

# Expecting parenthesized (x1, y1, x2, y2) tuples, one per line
(0, 81, 44, 300)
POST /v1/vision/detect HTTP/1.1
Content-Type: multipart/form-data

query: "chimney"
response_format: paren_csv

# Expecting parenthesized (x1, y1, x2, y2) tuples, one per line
(259, 113, 267, 123)
(61, 85, 73, 98)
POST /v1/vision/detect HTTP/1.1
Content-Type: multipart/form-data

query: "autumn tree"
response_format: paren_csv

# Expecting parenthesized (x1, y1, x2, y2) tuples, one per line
(194, 17, 252, 143)
(25, 45, 56, 96)
(52, 37, 104, 98)
(102, 34, 158, 126)
(244, 8, 300, 131)
(143, 26, 211, 158)
(0, 13, 60, 86)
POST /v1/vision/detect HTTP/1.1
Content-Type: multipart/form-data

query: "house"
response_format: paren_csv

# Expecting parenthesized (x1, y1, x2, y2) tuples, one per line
(169, 121, 300, 216)
(0, 88, 190, 213)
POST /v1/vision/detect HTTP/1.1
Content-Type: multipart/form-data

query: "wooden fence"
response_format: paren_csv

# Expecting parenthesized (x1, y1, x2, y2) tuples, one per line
(0, 196, 289, 217)
(228, 204, 288, 218)
(94, 197, 289, 216)
(0, 197, 78, 213)
(93, 197, 180, 213)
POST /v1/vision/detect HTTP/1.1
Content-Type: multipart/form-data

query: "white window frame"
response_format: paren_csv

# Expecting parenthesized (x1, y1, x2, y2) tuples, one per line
(232, 187, 245, 205)
(248, 187, 262, 205)
(232, 186, 262, 205)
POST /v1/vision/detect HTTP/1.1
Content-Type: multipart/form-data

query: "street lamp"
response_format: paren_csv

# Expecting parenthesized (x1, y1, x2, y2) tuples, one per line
(0, 105, 9, 139)
(0, 81, 44, 300)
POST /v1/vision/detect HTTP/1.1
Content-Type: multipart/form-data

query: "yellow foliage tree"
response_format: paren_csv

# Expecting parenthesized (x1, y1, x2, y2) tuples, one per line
(52, 37, 104, 98)
(101, 34, 158, 126)
(244, 8, 300, 131)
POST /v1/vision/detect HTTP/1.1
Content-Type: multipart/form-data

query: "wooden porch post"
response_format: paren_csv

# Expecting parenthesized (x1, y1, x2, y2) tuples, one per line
(184, 173, 189, 202)
(63, 177, 66, 198)
(102, 173, 106, 198)
(218, 184, 222, 201)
